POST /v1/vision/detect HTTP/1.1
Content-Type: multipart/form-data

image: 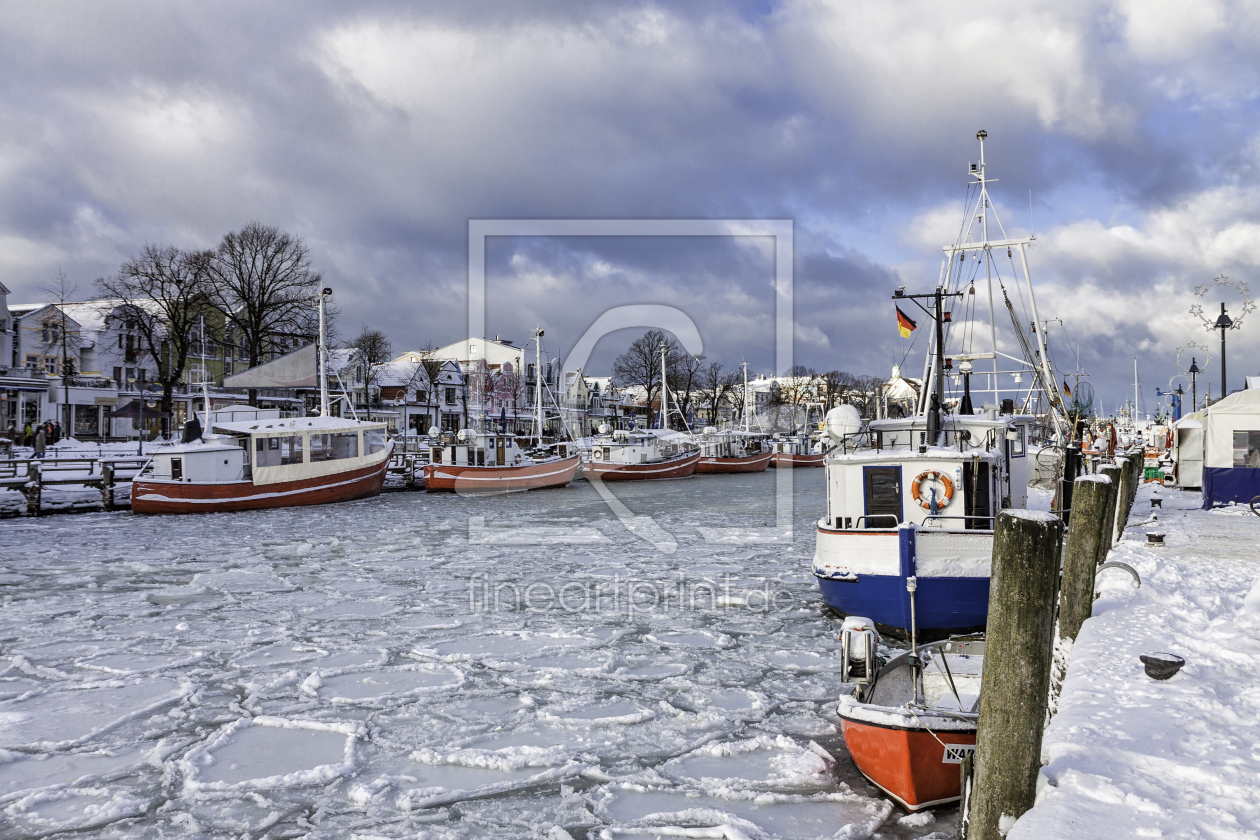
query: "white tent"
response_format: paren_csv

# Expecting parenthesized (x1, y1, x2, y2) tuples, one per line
(1201, 389, 1260, 507)
(1172, 412, 1204, 489)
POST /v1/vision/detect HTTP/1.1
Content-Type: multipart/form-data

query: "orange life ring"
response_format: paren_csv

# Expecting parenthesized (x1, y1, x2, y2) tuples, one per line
(911, 470, 955, 511)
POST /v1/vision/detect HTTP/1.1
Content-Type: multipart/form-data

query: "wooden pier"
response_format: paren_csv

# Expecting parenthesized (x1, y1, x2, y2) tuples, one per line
(0, 457, 148, 516)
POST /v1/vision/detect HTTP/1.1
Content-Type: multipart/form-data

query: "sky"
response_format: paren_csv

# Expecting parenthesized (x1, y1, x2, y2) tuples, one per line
(2, 0, 1260, 414)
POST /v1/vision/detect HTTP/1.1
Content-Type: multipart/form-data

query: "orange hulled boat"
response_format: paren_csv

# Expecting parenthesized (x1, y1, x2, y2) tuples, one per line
(835, 617, 983, 811)
(583, 428, 700, 481)
(423, 431, 580, 493)
(694, 428, 773, 474)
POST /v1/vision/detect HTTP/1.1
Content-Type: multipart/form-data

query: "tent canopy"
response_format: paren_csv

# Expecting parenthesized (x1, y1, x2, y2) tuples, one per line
(1203, 389, 1260, 469)
(112, 400, 171, 420)
(223, 344, 318, 389)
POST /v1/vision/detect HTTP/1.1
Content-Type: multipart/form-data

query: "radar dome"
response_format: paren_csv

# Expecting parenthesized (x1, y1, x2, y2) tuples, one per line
(824, 404, 863, 443)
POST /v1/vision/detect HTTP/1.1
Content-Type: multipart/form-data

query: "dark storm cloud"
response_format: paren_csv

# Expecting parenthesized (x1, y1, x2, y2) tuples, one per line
(2, 1, 1259, 402)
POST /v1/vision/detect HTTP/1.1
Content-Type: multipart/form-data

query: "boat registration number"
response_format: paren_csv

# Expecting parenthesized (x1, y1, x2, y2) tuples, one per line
(941, 744, 976, 764)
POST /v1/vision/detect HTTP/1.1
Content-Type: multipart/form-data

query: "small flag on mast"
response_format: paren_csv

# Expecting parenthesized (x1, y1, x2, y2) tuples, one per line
(896, 306, 917, 338)
(1063, 379, 1073, 398)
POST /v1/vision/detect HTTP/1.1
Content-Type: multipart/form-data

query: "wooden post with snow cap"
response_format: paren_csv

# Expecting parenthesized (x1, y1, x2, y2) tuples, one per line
(965, 509, 1064, 840)
(1058, 474, 1114, 642)
(1115, 456, 1137, 542)
(1097, 464, 1122, 560)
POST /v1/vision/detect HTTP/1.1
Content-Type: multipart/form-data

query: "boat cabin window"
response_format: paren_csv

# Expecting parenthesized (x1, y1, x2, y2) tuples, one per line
(863, 466, 902, 526)
(171, 458, 182, 480)
(1009, 426, 1026, 458)
(332, 432, 359, 459)
(365, 429, 386, 455)
(310, 434, 334, 462)
(280, 435, 303, 465)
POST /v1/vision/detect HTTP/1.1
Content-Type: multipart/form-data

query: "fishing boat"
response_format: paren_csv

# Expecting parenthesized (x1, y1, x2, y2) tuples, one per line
(422, 328, 580, 493)
(423, 431, 580, 492)
(584, 427, 700, 481)
(132, 291, 393, 514)
(694, 428, 772, 473)
(770, 431, 825, 467)
(584, 339, 700, 481)
(836, 617, 983, 811)
(812, 131, 1064, 637)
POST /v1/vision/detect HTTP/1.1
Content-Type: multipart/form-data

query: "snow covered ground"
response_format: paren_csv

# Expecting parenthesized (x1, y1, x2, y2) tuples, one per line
(1013, 482, 1260, 839)
(0, 470, 947, 839)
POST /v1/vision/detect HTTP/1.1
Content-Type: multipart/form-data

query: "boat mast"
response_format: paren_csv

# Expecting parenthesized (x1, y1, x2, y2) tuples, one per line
(739, 362, 746, 432)
(200, 314, 211, 434)
(1134, 357, 1140, 426)
(532, 326, 544, 440)
(977, 130, 1001, 407)
(318, 288, 331, 417)
(659, 340, 668, 431)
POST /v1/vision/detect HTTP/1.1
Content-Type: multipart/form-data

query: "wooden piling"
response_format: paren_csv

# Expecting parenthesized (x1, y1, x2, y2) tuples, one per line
(25, 461, 41, 516)
(1058, 475, 1113, 642)
(101, 462, 115, 510)
(1097, 464, 1121, 560)
(966, 509, 1064, 840)
(1115, 456, 1137, 542)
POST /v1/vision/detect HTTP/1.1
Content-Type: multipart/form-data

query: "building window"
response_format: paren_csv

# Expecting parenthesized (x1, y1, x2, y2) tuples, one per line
(44, 357, 57, 374)
(113, 367, 123, 383)
(415, 390, 427, 403)
(445, 387, 456, 404)
(25, 355, 39, 368)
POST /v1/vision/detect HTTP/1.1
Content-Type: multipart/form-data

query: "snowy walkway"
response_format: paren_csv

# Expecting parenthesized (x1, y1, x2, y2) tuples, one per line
(1015, 483, 1260, 839)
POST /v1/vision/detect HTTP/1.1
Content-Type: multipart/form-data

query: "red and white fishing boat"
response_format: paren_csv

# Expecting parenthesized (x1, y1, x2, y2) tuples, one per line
(694, 428, 773, 474)
(584, 428, 700, 481)
(770, 431, 825, 467)
(423, 432, 580, 492)
(423, 327, 581, 493)
(132, 292, 393, 515)
(131, 414, 392, 514)
(835, 617, 983, 811)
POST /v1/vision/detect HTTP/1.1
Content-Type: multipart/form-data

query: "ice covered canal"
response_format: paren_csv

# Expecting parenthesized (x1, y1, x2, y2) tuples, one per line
(0, 470, 947, 839)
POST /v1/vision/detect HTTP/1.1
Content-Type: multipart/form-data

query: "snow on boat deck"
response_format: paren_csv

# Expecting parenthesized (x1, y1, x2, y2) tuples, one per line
(1013, 481, 1260, 839)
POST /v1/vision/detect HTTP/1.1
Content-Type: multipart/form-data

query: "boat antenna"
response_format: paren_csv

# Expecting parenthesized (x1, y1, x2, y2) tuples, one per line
(659, 340, 668, 431)
(318, 287, 332, 417)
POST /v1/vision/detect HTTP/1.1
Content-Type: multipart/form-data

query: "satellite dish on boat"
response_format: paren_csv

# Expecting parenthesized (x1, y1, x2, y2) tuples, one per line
(428, 426, 440, 437)
(456, 429, 471, 442)
(598, 424, 609, 435)
(825, 404, 863, 443)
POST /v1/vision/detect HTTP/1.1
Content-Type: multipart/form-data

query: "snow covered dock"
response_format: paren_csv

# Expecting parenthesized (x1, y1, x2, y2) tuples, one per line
(1014, 482, 1260, 838)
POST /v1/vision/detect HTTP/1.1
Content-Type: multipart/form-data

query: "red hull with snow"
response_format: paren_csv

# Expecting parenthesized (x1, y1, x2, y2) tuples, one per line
(131, 458, 389, 514)
(423, 454, 581, 493)
(696, 451, 774, 474)
(837, 713, 975, 811)
(583, 451, 700, 481)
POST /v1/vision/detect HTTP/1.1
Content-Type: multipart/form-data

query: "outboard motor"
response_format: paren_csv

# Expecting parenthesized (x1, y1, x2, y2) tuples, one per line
(839, 616, 881, 685)
(181, 415, 203, 444)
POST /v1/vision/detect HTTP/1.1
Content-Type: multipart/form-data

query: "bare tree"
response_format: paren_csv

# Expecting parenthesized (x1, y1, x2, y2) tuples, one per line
(206, 222, 325, 405)
(350, 327, 391, 420)
(695, 361, 739, 427)
(778, 367, 819, 429)
(666, 351, 705, 429)
(97, 246, 214, 432)
(612, 329, 678, 422)
(819, 369, 858, 411)
(854, 374, 886, 417)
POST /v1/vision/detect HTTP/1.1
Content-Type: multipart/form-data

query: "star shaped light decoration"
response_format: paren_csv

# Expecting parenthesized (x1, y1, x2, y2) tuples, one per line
(1191, 274, 1253, 332)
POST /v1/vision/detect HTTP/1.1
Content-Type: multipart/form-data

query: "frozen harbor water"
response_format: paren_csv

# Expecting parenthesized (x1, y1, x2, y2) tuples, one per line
(0, 470, 949, 839)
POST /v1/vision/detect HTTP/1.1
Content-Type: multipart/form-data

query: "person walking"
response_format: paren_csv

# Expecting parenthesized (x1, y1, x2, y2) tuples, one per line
(33, 425, 46, 458)
(23, 422, 34, 447)
(52, 421, 62, 444)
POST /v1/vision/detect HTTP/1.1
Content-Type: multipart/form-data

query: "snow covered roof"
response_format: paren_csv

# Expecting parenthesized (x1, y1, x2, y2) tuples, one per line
(211, 415, 387, 435)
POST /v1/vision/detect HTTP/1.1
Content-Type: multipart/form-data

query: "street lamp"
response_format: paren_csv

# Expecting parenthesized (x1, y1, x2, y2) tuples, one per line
(1188, 357, 1200, 412)
(127, 378, 143, 455)
(1175, 384, 1184, 422)
(1214, 304, 1233, 398)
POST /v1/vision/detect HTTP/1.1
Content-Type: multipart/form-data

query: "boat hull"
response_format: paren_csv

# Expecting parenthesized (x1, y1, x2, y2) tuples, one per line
(813, 525, 991, 637)
(772, 452, 825, 467)
(838, 707, 975, 811)
(696, 451, 773, 474)
(423, 454, 581, 493)
(131, 457, 389, 514)
(583, 451, 700, 481)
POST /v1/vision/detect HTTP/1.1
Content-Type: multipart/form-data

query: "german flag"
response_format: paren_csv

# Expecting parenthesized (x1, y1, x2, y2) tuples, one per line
(896, 306, 917, 338)
(1063, 379, 1072, 398)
